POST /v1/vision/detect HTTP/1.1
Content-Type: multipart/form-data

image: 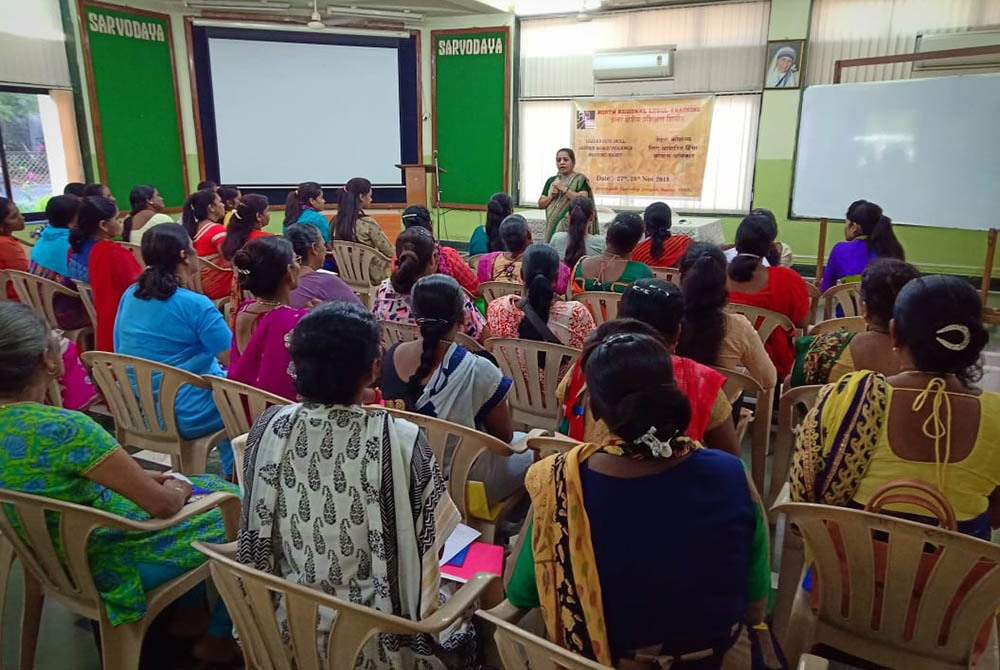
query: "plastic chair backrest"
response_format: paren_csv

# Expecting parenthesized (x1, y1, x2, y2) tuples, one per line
(329, 241, 389, 287)
(81, 351, 208, 456)
(487, 337, 581, 432)
(71, 279, 99, 325)
(575, 290, 621, 326)
(864, 479, 959, 531)
(380, 406, 511, 521)
(822, 282, 862, 320)
(768, 384, 822, 508)
(806, 281, 822, 325)
(649, 266, 679, 283)
(725, 302, 796, 345)
(378, 320, 420, 349)
(810, 316, 866, 336)
(774, 502, 1000, 669)
(712, 365, 774, 495)
(193, 540, 497, 670)
(477, 608, 612, 670)
(464, 253, 484, 271)
(204, 375, 290, 440)
(480, 281, 523, 303)
(117, 241, 145, 267)
(524, 435, 579, 460)
(7, 270, 86, 330)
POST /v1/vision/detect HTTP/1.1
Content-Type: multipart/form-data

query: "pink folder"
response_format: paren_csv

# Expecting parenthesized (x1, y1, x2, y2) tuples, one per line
(441, 542, 504, 583)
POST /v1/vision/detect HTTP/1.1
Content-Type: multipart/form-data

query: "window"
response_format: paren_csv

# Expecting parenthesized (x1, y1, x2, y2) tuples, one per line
(519, 95, 760, 213)
(807, 0, 1000, 84)
(0, 87, 80, 215)
(517, 1, 767, 213)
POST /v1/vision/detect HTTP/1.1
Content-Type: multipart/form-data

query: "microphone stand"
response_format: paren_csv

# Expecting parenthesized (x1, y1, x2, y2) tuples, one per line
(433, 149, 445, 240)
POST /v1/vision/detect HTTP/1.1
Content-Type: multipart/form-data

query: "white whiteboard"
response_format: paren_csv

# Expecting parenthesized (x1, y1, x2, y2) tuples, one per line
(208, 37, 401, 185)
(792, 73, 1000, 230)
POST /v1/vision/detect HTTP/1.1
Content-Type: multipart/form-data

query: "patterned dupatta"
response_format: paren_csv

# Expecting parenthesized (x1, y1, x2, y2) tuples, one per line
(525, 443, 613, 665)
(791, 331, 855, 387)
(790, 371, 889, 505)
(544, 173, 594, 241)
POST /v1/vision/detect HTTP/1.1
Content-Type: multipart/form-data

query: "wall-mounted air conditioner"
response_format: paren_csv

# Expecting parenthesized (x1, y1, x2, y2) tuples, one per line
(913, 30, 1000, 71)
(593, 45, 675, 81)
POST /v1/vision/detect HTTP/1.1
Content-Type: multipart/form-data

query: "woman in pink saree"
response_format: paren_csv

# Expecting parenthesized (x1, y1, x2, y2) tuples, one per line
(227, 237, 308, 400)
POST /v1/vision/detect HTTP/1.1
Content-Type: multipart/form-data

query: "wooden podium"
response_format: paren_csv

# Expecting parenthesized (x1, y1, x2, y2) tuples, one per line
(396, 163, 445, 207)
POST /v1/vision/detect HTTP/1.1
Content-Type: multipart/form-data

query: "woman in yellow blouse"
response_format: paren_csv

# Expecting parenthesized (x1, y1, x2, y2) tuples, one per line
(791, 274, 1000, 539)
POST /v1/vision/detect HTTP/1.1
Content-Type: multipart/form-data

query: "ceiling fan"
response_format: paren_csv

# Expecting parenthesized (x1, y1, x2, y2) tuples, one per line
(307, 0, 325, 29)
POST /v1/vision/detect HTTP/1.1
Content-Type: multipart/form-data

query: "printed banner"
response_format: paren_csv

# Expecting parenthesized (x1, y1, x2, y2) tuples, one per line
(572, 97, 714, 197)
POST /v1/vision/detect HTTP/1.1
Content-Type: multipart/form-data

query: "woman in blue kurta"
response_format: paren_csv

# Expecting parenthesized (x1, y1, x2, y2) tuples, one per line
(282, 181, 330, 243)
(0, 301, 239, 663)
(821, 199, 905, 291)
(113, 224, 235, 476)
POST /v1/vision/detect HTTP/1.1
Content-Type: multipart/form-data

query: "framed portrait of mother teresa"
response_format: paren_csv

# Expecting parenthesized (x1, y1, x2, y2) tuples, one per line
(764, 40, 805, 90)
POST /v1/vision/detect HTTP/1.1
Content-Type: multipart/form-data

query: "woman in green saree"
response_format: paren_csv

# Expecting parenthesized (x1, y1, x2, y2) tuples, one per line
(538, 147, 595, 240)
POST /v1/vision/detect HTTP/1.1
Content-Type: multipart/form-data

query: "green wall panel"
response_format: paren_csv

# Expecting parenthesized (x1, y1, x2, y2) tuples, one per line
(81, 3, 186, 207)
(432, 29, 508, 208)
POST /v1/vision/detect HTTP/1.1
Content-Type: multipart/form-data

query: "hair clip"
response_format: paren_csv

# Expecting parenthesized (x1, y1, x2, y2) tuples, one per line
(634, 426, 672, 458)
(294, 189, 299, 196)
(600, 332, 636, 348)
(935, 324, 971, 351)
(415, 317, 449, 326)
(235, 267, 251, 277)
(629, 283, 677, 299)
(233, 210, 242, 220)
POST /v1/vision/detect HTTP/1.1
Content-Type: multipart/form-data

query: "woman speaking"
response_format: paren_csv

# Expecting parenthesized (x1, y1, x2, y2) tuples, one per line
(538, 147, 595, 241)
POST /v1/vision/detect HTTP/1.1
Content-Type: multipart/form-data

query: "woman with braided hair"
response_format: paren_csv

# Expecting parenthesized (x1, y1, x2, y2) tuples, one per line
(468, 192, 513, 255)
(373, 226, 487, 341)
(380, 273, 533, 510)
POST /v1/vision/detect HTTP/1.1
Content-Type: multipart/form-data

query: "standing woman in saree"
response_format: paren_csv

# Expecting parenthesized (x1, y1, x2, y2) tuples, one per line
(538, 147, 595, 241)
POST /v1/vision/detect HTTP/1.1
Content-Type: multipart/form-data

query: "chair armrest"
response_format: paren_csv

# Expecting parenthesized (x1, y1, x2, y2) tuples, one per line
(417, 572, 503, 632)
(482, 599, 530, 623)
(100, 492, 242, 539)
(511, 429, 548, 454)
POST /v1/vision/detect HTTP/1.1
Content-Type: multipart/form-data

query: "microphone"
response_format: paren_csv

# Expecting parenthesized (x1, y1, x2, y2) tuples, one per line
(433, 149, 438, 158)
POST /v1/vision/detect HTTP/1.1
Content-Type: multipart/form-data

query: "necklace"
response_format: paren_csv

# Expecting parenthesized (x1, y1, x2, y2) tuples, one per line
(254, 299, 284, 308)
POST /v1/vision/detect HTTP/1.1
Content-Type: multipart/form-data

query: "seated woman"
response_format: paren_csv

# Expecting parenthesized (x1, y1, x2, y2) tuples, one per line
(285, 223, 360, 308)
(222, 194, 273, 316)
(239, 302, 475, 667)
(477, 214, 571, 294)
(30, 195, 89, 330)
(227, 237, 307, 401)
(468, 192, 512, 255)
(724, 208, 792, 268)
(509, 331, 770, 667)
(282, 181, 330, 243)
(0, 198, 27, 301)
(381, 274, 533, 507)
(821, 199, 905, 291)
(678, 243, 777, 389)
(114, 223, 235, 477)
(124, 185, 172, 245)
(218, 184, 241, 228)
(374, 226, 487, 341)
(549, 197, 605, 269)
(74, 196, 143, 352)
(558, 281, 739, 455)
(402, 204, 479, 294)
(791, 275, 1000, 539)
(790, 258, 919, 387)
(727, 213, 810, 380)
(182, 188, 230, 300)
(487, 243, 595, 349)
(631, 202, 691, 268)
(333, 177, 394, 283)
(570, 212, 653, 294)
(0, 301, 240, 664)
